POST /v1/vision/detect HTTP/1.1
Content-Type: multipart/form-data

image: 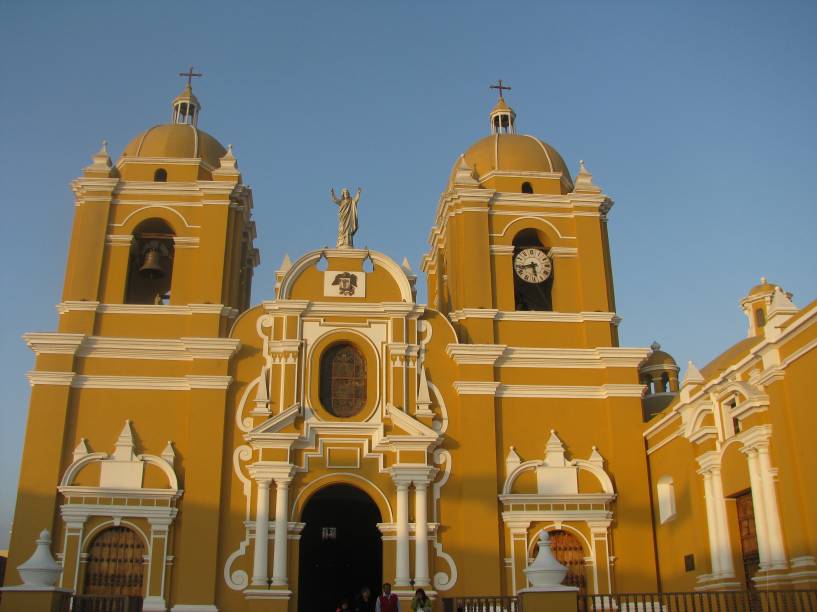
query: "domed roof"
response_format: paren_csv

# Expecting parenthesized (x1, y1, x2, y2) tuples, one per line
(456, 133, 573, 184)
(641, 341, 678, 369)
(747, 277, 778, 298)
(120, 124, 226, 168)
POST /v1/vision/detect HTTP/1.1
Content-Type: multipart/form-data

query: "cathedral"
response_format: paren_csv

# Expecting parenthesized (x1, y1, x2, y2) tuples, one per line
(2, 76, 816, 612)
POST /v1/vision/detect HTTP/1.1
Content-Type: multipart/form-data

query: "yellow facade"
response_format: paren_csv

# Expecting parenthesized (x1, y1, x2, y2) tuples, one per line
(2, 85, 815, 612)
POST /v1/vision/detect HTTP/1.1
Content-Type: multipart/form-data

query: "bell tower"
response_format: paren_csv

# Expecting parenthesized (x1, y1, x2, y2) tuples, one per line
(8, 77, 259, 611)
(60, 79, 258, 338)
(422, 90, 618, 348)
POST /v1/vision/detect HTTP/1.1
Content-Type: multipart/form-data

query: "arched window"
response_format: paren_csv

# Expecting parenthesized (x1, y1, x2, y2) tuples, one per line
(521, 181, 533, 194)
(154, 168, 168, 182)
(755, 308, 766, 328)
(661, 372, 670, 393)
(125, 219, 175, 304)
(657, 475, 677, 524)
(84, 526, 145, 596)
(320, 343, 367, 417)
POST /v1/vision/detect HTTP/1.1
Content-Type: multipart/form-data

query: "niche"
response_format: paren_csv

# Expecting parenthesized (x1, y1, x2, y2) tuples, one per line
(125, 219, 175, 304)
(512, 228, 553, 311)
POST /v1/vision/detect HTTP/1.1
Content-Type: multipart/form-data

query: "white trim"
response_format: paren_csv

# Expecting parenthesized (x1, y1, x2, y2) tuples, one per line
(69, 374, 232, 390)
(23, 333, 84, 355)
(56, 302, 238, 318)
(27, 370, 75, 386)
(448, 309, 618, 323)
(498, 383, 644, 399)
(452, 381, 501, 395)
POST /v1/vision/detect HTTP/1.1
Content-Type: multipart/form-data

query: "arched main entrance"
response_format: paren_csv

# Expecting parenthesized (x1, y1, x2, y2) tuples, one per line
(83, 525, 146, 596)
(298, 484, 383, 612)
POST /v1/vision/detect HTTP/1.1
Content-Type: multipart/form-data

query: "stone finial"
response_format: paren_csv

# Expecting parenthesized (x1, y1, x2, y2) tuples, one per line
(544, 430, 567, 467)
(523, 531, 575, 590)
(760, 276, 767, 285)
(416, 367, 433, 415)
(161, 441, 176, 467)
(72, 438, 90, 462)
(16, 529, 62, 587)
(682, 360, 704, 387)
(650, 341, 661, 352)
(112, 420, 136, 461)
(588, 446, 605, 467)
(505, 446, 522, 474)
(279, 254, 292, 272)
(453, 155, 479, 187)
(84, 139, 113, 176)
(401, 256, 414, 274)
(572, 159, 601, 194)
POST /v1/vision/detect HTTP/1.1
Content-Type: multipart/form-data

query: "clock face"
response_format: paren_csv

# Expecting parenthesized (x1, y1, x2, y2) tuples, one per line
(514, 248, 552, 283)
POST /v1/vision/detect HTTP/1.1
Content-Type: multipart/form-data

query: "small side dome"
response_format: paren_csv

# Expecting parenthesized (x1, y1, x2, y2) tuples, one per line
(642, 340, 678, 369)
(746, 277, 778, 299)
(640, 341, 680, 422)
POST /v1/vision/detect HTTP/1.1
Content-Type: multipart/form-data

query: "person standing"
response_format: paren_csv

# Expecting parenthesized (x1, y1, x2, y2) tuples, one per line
(410, 588, 432, 612)
(375, 583, 399, 612)
(356, 586, 376, 612)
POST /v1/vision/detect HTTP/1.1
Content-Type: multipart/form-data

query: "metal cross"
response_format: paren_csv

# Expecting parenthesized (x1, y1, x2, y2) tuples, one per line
(490, 79, 512, 99)
(179, 66, 203, 87)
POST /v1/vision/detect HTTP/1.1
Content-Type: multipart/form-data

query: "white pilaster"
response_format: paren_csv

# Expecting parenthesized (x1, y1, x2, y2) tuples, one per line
(745, 449, 772, 569)
(701, 471, 722, 575)
(757, 445, 787, 569)
(252, 478, 271, 587)
(271, 478, 292, 585)
(395, 480, 411, 586)
(709, 467, 735, 577)
(414, 481, 430, 586)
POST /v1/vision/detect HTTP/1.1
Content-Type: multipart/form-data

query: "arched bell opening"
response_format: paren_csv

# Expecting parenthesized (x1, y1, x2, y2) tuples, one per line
(297, 483, 383, 612)
(125, 218, 175, 305)
(83, 525, 146, 597)
(512, 228, 553, 311)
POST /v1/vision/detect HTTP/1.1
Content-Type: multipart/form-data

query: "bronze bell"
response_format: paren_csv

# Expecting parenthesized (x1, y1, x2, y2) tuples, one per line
(139, 248, 165, 279)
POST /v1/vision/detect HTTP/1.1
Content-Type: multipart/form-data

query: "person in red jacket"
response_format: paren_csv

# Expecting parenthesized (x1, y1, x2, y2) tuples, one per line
(375, 583, 399, 612)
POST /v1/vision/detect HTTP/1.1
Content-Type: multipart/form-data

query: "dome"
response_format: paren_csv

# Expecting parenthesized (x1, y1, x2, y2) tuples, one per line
(453, 134, 573, 186)
(641, 341, 678, 369)
(747, 277, 778, 298)
(120, 124, 227, 168)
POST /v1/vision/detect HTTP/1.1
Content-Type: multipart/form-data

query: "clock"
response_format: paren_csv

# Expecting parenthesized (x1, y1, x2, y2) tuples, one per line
(514, 248, 551, 283)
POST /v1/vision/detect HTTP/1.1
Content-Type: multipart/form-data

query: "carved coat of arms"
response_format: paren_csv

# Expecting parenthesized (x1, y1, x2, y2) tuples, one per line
(331, 272, 358, 296)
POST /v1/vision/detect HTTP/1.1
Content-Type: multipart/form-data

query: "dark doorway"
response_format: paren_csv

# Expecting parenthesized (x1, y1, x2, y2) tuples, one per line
(298, 483, 383, 612)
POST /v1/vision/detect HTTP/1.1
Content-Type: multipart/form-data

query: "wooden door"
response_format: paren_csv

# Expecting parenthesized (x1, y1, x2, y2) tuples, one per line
(83, 526, 145, 597)
(534, 530, 587, 595)
(736, 491, 760, 590)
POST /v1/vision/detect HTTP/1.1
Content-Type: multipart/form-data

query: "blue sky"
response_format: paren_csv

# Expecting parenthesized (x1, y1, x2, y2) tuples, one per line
(1, 1, 815, 549)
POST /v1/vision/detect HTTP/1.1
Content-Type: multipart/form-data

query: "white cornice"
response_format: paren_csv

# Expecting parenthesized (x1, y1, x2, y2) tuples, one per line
(496, 383, 645, 399)
(452, 381, 501, 395)
(446, 344, 506, 365)
(497, 346, 650, 369)
(27, 370, 75, 386)
(264, 300, 424, 318)
(448, 309, 618, 324)
(26, 333, 240, 361)
(65, 374, 232, 390)
(449, 380, 645, 398)
(23, 333, 84, 355)
(57, 302, 238, 318)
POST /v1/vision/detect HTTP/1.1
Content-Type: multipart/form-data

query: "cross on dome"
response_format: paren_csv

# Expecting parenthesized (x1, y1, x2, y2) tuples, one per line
(172, 66, 203, 126)
(488, 80, 516, 134)
(179, 66, 203, 87)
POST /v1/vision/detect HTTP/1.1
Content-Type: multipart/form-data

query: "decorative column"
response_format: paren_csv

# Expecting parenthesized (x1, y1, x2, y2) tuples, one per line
(744, 448, 772, 568)
(394, 479, 411, 586)
(414, 481, 430, 586)
(59, 518, 86, 591)
(252, 478, 271, 586)
(756, 444, 787, 569)
(709, 467, 735, 577)
(700, 470, 723, 575)
(271, 477, 292, 586)
(144, 517, 172, 611)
